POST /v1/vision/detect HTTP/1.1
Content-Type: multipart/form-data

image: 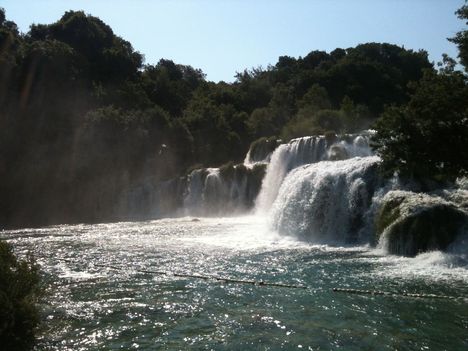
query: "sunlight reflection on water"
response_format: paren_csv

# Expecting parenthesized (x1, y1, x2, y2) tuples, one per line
(2, 216, 467, 350)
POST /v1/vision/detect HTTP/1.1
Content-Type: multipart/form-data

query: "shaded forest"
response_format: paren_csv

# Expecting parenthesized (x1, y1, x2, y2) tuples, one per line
(0, 8, 466, 228)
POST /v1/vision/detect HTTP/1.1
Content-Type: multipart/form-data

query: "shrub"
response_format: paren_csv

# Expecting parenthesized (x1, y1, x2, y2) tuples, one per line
(0, 240, 41, 350)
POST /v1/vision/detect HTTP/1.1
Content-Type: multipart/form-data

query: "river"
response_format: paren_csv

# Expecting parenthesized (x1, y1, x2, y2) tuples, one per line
(2, 215, 467, 350)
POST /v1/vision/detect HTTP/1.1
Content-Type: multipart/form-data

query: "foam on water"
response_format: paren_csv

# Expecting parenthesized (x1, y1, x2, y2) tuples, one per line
(2, 217, 467, 350)
(365, 249, 468, 283)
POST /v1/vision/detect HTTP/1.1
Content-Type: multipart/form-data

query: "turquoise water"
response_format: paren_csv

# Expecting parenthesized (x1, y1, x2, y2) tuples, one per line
(2, 216, 468, 350)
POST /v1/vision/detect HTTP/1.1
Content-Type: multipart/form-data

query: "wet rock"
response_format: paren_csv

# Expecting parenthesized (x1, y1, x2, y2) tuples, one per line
(246, 137, 280, 163)
(376, 191, 468, 256)
(328, 144, 349, 160)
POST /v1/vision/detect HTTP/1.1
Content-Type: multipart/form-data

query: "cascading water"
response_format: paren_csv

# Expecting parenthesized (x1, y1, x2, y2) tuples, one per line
(120, 177, 185, 220)
(181, 132, 383, 241)
(183, 164, 265, 216)
(269, 156, 381, 243)
(167, 131, 465, 254)
(255, 133, 374, 213)
(183, 168, 212, 213)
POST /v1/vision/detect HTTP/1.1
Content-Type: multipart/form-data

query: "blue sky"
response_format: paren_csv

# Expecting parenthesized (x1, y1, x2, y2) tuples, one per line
(1, 0, 465, 82)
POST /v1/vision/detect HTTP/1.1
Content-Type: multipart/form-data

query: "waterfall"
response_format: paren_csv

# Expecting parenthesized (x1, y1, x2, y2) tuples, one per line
(124, 130, 466, 255)
(269, 156, 381, 243)
(183, 168, 212, 212)
(256, 133, 373, 212)
(124, 131, 388, 246)
(247, 131, 390, 245)
(179, 132, 376, 219)
(183, 164, 265, 216)
(177, 130, 467, 254)
(120, 177, 185, 220)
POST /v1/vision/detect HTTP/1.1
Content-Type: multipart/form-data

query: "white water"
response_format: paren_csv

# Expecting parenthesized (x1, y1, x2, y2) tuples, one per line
(255, 134, 373, 213)
(248, 132, 468, 259)
(270, 156, 380, 243)
(183, 168, 217, 215)
(243, 138, 279, 165)
(174, 132, 467, 257)
(183, 166, 257, 216)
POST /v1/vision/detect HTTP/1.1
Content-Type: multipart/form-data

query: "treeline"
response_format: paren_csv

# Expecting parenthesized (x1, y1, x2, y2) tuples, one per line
(0, 8, 453, 228)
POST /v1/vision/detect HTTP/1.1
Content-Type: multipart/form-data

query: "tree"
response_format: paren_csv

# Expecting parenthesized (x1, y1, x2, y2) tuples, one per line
(0, 7, 21, 109)
(323, 43, 431, 113)
(449, 2, 468, 71)
(297, 84, 331, 111)
(141, 60, 205, 116)
(247, 107, 277, 137)
(28, 11, 143, 84)
(372, 70, 468, 181)
(182, 93, 244, 164)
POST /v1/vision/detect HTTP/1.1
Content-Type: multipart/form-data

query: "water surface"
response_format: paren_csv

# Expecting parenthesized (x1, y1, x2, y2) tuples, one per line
(2, 216, 467, 350)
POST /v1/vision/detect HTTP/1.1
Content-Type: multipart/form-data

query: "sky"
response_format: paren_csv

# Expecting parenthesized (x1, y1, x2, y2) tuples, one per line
(1, 0, 465, 82)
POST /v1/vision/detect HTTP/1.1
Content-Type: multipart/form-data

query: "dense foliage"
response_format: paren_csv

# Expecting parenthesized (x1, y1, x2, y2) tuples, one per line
(371, 71, 468, 182)
(0, 8, 442, 228)
(0, 240, 41, 350)
(372, 3, 468, 182)
(450, 2, 468, 72)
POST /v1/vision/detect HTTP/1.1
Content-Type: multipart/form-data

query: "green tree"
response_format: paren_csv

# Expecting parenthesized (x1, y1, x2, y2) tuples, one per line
(182, 93, 243, 164)
(28, 11, 143, 84)
(141, 59, 205, 116)
(0, 240, 41, 350)
(297, 84, 331, 111)
(247, 107, 277, 137)
(449, 2, 468, 71)
(372, 70, 468, 181)
(323, 43, 431, 113)
(0, 7, 21, 109)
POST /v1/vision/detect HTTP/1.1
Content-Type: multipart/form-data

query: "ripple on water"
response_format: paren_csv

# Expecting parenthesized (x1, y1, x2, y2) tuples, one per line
(2, 216, 467, 350)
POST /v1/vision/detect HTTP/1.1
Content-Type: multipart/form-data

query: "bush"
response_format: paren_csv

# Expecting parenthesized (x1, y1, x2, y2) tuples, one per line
(0, 240, 41, 350)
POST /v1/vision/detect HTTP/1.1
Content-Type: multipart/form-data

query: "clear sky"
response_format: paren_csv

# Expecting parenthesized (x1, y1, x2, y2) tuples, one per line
(1, 0, 465, 82)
